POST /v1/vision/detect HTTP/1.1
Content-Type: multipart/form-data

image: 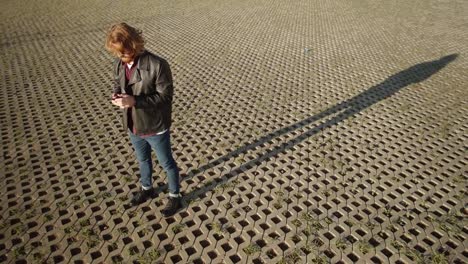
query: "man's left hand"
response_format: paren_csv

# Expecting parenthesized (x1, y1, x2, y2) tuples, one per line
(113, 94, 136, 108)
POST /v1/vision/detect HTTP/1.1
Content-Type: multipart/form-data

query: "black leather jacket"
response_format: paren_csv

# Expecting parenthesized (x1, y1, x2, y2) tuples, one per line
(112, 50, 173, 135)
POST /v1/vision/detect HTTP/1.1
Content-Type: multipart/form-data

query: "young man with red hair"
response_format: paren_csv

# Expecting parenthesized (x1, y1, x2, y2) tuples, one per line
(105, 22, 182, 217)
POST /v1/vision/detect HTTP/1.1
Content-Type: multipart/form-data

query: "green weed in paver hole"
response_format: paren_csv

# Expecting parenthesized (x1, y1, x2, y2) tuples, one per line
(118, 227, 128, 235)
(64, 226, 73, 234)
(357, 240, 372, 254)
(391, 176, 401, 182)
(81, 227, 96, 237)
(147, 249, 161, 260)
(273, 190, 286, 209)
(18, 168, 29, 174)
(209, 221, 224, 236)
(172, 223, 185, 234)
(309, 220, 324, 233)
(310, 255, 328, 264)
(12, 224, 27, 235)
(335, 238, 348, 250)
(67, 236, 78, 245)
(204, 180, 214, 189)
(136, 255, 152, 264)
(87, 196, 97, 204)
(138, 227, 152, 237)
(302, 226, 313, 237)
(278, 249, 301, 264)
(234, 156, 245, 165)
(387, 224, 397, 232)
(291, 219, 302, 228)
(108, 242, 118, 251)
(80, 228, 100, 248)
(127, 210, 137, 218)
(115, 206, 125, 215)
(44, 214, 53, 221)
(132, 220, 142, 228)
(453, 190, 465, 201)
(402, 247, 425, 264)
(273, 201, 283, 209)
(390, 240, 404, 251)
(32, 251, 45, 262)
(5, 164, 15, 172)
(451, 173, 465, 184)
(128, 247, 138, 256)
(420, 201, 429, 210)
(243, 243, 261, 255)
(79, 219, 91, 227)
(430, 253, 449, 264)
(395, 217, 405, 226)
(434, 211, 464, 240)
(12, 245, 26, 259)
(310, 238, 324, 249)
(365, 221, 377, 229)
(292, 234, 301, 243)
(300, 211, 315, 222)
(87, 237, 100, 248)
(123, 176, 132, 183)
(344, 219, 355, 227)
(301, 244, 312, 255)
(293, 193, 303, 199)
(231, 210, 241, 218)
(9, 208, 19, 217)
(218, 179, 240, 190)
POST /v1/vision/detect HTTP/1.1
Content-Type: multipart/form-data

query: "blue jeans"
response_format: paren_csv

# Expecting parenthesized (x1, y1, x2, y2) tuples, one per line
(129, 130, 180, 195)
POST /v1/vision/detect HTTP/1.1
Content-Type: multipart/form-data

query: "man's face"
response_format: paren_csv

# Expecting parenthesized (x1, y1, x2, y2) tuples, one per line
(119, 50, 135, 64)
(111, 42, 135, 63)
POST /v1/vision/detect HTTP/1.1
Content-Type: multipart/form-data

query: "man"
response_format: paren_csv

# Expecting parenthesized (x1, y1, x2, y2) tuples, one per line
(105, 22, 182, 217)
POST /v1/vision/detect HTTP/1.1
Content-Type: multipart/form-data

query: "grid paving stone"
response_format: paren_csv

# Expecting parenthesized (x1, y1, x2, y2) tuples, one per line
(1, 0, 467, 263)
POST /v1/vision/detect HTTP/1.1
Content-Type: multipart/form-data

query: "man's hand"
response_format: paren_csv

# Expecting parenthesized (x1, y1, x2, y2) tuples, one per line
(112, 94, 136, 108)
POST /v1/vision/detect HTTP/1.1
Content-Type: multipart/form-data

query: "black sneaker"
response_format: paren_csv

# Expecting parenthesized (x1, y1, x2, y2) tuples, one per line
(162, 196, 182, 217)
(131, 188, 153, 206)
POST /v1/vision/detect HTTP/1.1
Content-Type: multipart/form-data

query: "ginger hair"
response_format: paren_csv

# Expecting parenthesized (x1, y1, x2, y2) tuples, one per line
(105, 22, 145, 57)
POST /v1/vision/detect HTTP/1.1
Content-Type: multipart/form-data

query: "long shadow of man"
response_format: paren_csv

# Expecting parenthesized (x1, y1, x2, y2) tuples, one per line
(164, 54, 458, 206)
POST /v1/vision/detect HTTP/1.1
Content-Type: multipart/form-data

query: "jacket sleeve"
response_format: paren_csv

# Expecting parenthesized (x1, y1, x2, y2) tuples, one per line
(134, 59, 173, 108)
(112, 79, 122, 94)
(112, 59, 122, 94)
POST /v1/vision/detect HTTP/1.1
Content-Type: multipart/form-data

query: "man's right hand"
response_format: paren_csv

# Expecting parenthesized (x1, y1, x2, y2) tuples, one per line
(111, 93, 125, 108)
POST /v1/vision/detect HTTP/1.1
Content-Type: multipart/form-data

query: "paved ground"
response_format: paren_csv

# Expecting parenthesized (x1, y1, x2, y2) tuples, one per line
(1, 0, 467, 263)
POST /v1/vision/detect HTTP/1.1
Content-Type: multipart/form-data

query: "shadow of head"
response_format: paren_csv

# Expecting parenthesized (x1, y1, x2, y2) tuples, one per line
(408, 53, 458, 84)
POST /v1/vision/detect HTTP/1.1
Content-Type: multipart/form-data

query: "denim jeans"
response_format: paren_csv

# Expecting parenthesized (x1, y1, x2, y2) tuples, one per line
(128, 130, 180, 194)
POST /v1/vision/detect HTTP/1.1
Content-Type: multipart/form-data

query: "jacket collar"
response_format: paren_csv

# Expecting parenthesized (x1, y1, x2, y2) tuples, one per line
(118, 50, 149, 87)
(137, 50, 150, 71)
